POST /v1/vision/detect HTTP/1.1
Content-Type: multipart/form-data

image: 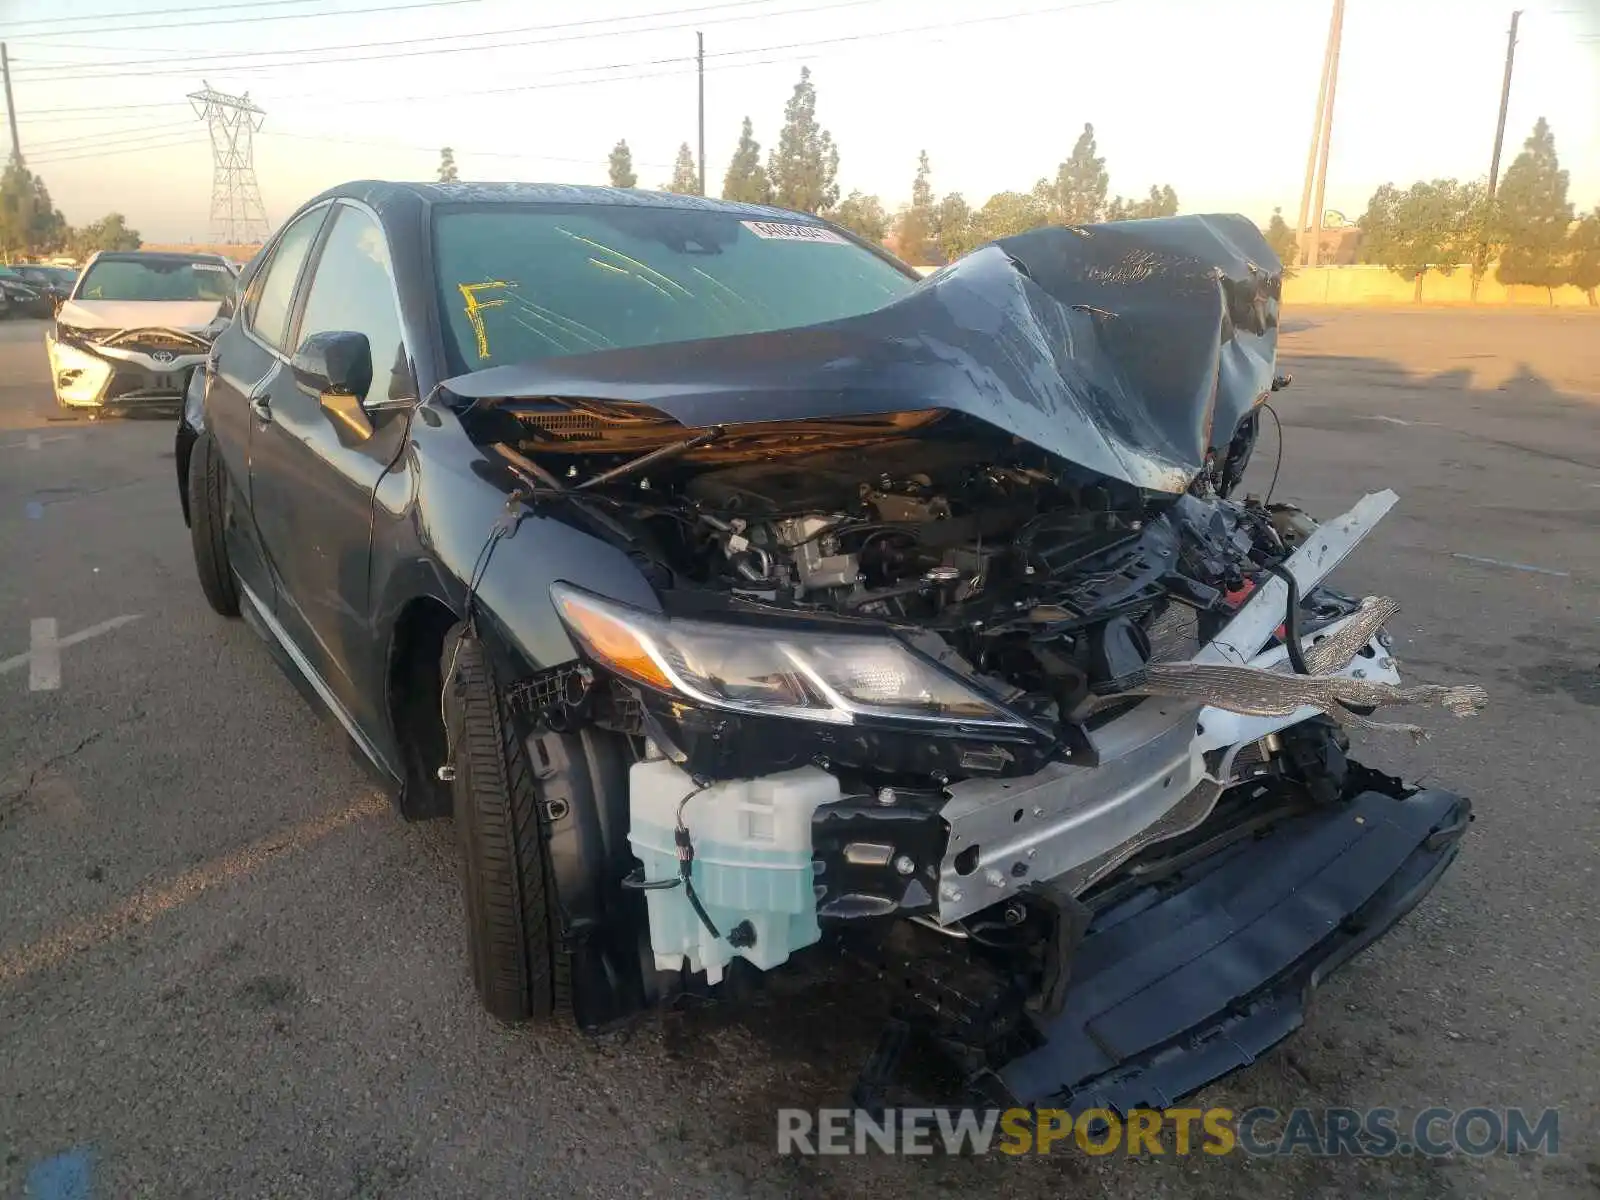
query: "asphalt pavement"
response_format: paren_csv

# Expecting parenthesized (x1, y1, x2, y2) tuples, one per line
(1, 308, 1597, 1198)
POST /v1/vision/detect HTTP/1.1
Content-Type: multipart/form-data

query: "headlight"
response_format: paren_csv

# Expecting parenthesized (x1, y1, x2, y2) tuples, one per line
(551, 584, 1028, 729)
(46, 335, 113, 402)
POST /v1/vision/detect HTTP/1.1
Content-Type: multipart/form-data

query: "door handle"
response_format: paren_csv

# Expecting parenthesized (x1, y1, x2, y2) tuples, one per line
(249, 394, 272, 423)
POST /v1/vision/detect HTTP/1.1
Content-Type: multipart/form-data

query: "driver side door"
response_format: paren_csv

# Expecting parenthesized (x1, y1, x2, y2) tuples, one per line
(246, 201, 417, 763)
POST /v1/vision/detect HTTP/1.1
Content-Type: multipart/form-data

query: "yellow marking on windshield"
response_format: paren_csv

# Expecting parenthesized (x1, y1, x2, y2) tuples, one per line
(588, 257, 629, 276)
(554, 227, 693, 299)
(457, 279, 514, 360)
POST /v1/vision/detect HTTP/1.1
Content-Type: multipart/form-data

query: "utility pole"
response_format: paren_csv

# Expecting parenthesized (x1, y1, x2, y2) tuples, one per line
(1307, 0, 1344, 267)
(1298, 0, 1345, 267)
(1294, 11, 1337, 264)
(697, 31, 706, 196)
(2, 43, 22, 165)
(1475, 10, 1521, 300)
(1486, 11, 1522, 201)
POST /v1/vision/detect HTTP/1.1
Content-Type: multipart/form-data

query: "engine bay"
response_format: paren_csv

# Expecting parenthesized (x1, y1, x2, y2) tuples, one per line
(492, 416, 1341, 736)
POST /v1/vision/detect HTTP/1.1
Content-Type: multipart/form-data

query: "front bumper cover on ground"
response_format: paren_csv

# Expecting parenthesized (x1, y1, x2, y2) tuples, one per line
(990, 785, 1471, 1112)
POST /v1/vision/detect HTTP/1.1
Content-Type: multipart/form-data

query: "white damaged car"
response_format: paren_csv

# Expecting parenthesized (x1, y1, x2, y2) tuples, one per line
(46, 250, 237, 413)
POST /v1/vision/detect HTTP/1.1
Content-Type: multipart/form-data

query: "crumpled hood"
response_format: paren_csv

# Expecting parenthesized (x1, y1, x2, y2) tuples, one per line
(57, 298, 222, 333)
(443, 213, 1282, 494)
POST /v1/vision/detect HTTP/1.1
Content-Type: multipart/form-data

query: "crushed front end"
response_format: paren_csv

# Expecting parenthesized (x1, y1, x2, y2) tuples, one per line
(47, 322, 217, 410)
(528, 485, 1477, 1107)
(454, 213, 1481, 1105)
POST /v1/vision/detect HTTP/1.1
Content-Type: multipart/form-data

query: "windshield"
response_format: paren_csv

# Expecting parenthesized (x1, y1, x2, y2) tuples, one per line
(432, 204, 915, 375)
(74, 258, 234, 303)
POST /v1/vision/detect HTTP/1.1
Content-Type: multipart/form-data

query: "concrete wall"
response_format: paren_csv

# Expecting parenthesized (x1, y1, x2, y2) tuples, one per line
(921, 261, 1594, 308)
(1282, 263, 1596, 308)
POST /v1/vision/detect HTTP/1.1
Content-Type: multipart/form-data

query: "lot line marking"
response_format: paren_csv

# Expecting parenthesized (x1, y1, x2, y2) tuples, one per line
(0, 793, 388, 986)
(1451, 552, 1570, 578)
(1360, 414, 1439, 428)
(29, 618, 61, 691)
(0, 433, 72, 451)
(1, 615, 142, 680)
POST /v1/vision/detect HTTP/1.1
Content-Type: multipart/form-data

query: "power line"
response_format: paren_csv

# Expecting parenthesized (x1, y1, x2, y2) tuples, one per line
(30, 134, 207, 165)
(24, 118, 196, 152)
(14, 0, 1113, 145)
(5, 0, 428, 27)
(10, 0, 892, 81)
(9, 0, 844, 68)
(1, 0, 487, 39)
(259, 129, 676, 170)
(9, 102, 195, 119)
(260, 0, 1120, 112)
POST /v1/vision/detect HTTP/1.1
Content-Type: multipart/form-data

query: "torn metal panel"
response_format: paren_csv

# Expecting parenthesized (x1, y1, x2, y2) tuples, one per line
(1195, 489, 1399, 666)
(443, 214, 1284, 494)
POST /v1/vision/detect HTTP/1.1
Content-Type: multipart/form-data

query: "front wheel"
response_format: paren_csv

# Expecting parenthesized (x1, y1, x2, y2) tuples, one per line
(186, 431, 240, 617)
(441, 625, 567, 1023)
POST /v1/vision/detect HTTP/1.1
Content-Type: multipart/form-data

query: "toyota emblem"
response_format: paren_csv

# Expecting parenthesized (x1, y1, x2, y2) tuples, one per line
(152, 349, 176, 364)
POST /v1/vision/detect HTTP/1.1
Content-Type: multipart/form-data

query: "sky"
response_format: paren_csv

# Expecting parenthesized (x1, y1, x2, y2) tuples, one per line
(2, 0, 1598, 243)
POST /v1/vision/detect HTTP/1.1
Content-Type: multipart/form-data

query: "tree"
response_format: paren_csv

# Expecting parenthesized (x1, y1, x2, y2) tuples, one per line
(970, 190, 1048, 243)
(0, 155, 68, 258)
(67, 213, 142, 258)
(665, 142, 700, 195)
(721, 118, 768, 204)
(935, 192, 976, 261)
(896, 151, 938, 263)
(1035, 123, 1109, 225)
(1359, 179, 1482, 301)
(608, 139, 637, 189)
(1106, 184, 1178, 221)
(830, 191, 888, 243)
(766, 67, 839, 214)
(1567, 208, 1600, 307)
(437, 147, 459, 183)
(1495, 118, 1574, 302)
(1263, 207, 1298, 267)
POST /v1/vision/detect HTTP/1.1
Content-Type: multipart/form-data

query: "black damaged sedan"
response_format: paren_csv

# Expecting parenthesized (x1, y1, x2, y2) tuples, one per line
(176, 181, 1478, 1110)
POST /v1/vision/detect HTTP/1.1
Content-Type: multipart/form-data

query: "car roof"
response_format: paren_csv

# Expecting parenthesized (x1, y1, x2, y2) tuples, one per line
(86, 250, 233, 266)
(306, 180, 826, 225)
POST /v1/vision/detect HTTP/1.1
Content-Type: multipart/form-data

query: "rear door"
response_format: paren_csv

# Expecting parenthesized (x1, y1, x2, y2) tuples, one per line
(205, 203, 330, 610)
(247, 200, 417, 750)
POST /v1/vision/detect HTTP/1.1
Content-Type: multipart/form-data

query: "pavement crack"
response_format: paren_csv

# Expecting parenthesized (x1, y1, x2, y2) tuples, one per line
(0, 707, 147, 821)
(2, 730, 105, 813)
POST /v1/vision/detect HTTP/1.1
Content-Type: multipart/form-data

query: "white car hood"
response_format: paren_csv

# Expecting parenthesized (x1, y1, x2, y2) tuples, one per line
(58, 298, 221, 332)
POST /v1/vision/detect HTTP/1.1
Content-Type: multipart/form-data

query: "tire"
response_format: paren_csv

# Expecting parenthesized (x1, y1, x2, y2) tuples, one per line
(441, 625, 567, 1023)
(186, 431, 241, 617)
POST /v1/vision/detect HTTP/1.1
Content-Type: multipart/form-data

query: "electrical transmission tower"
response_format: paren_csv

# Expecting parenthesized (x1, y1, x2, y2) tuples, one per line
(188, 82, 270, 244)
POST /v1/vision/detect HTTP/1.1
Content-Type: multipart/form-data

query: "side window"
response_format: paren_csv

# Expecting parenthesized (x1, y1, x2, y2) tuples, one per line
(246, 209, 324, 351)
(295, 206, 410, 405)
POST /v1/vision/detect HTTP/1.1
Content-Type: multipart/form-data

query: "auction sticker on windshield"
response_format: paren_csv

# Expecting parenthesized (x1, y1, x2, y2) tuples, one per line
(741, 220, 848, 244)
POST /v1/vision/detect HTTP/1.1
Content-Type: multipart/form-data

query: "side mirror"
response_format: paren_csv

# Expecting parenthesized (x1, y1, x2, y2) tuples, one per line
(292, 330, 374, 441)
